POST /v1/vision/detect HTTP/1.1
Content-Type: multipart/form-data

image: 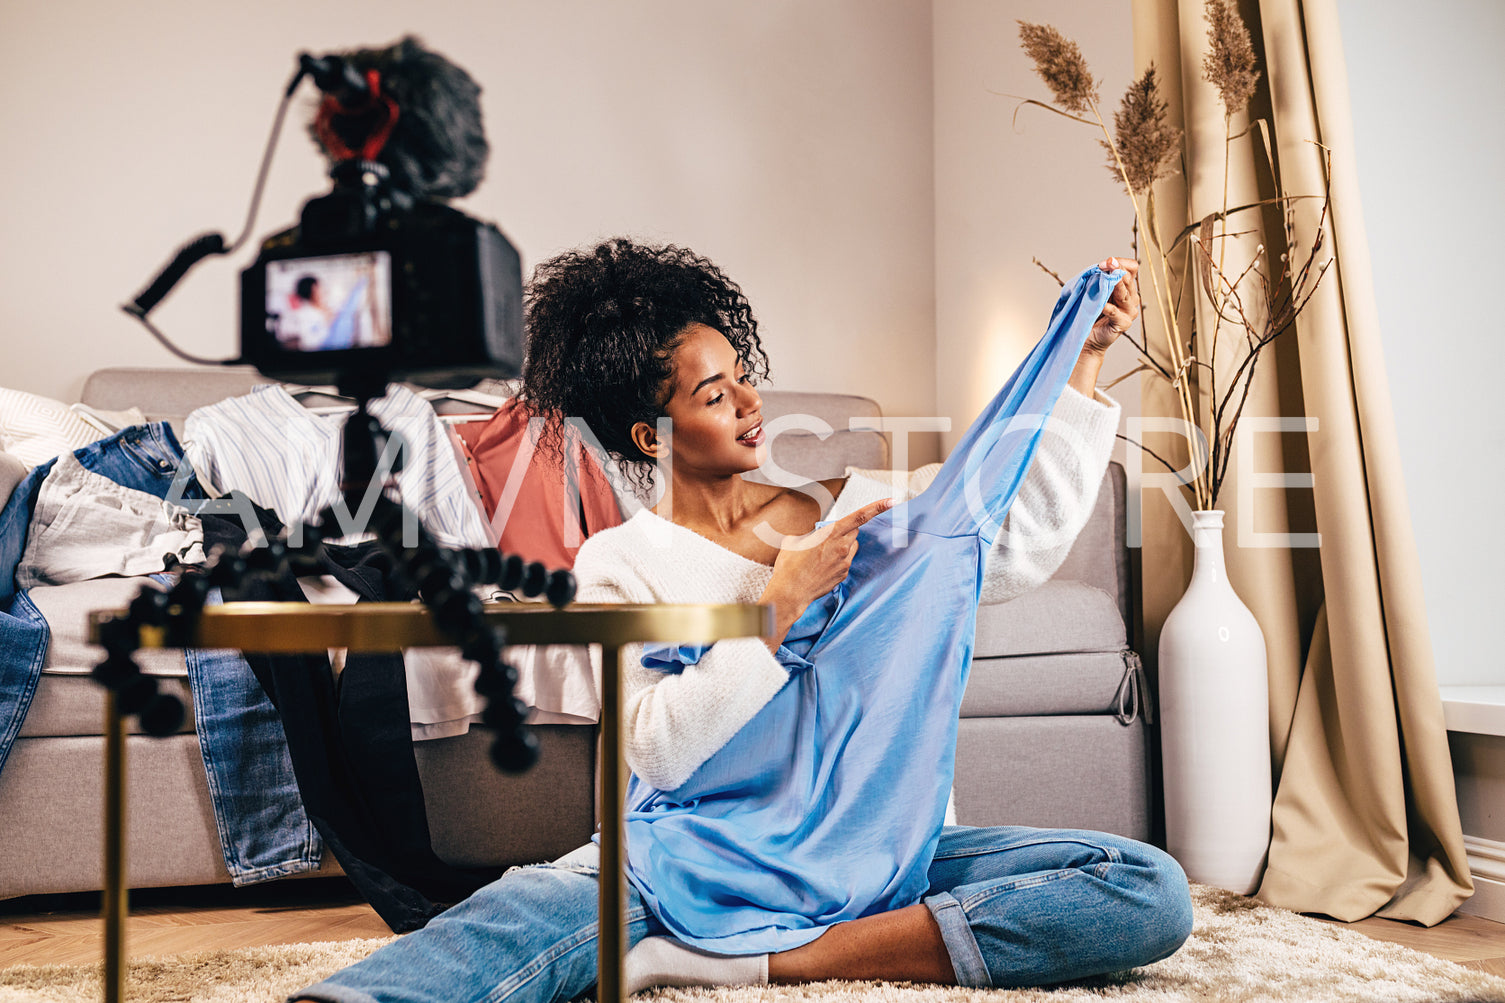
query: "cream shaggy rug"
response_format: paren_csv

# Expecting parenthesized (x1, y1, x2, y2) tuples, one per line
(4, 886, 1505, 1003)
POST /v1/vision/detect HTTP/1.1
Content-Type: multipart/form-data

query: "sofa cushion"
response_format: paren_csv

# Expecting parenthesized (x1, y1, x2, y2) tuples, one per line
(81, 366, 270, 437)
(416, 725, 598, 869)
(0, 734, 238, 897)
(952, 715, 1150, 841)
(0, 450, 25, 511)
(28, 578, 189, 677)
(961, 650, 1135, 719)
(1049, 462, 1127, 621)
(974, 579, 1125, 657)
(746, 391, 889, 483)
(20, 673, 195, 738)
(20, 579, 194, 738)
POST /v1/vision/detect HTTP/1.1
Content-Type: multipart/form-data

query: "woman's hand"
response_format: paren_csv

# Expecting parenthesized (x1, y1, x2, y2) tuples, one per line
(1085, 257, 1142, 356)
(759, 498, 894, 651)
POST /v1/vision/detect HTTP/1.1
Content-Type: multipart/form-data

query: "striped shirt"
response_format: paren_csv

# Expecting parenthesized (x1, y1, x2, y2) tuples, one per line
(183, 384, 492, 549)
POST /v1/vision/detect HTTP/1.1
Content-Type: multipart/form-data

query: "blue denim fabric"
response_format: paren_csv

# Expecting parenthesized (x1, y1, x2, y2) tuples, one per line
(187, 588, 323, 885)
(0, 460, 56, 605)
(0, 423, 320, 884)
(920, 826, 1192, 988)
(0, 444, 59, 778)
(293, 827, 1193, 1002)
(295, 842, 663, 1003)
(0, 591, 48, 778)
(74, 422, 201, 497)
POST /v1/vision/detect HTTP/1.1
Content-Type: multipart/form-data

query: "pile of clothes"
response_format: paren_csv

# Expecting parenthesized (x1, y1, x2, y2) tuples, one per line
(0, 381, 622, 930)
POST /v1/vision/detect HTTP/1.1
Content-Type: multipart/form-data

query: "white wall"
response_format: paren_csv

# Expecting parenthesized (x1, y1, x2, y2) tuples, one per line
(933, 0, 1139, 459)
(0, 1, 936, 440)
(10, 0, 1468, 678)
(1335, 0, 1505, 686)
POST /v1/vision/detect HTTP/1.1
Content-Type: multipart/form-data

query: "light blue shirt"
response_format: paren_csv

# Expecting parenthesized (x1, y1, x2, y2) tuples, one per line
(625, 264, 1126, 953)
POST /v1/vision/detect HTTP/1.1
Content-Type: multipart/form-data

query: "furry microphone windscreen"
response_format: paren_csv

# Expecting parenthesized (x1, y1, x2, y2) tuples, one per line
(309, 36, 489, 201)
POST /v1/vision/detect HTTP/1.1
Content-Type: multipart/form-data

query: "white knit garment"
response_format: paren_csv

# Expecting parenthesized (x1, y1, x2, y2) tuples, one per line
(572, 385, 1121, 791)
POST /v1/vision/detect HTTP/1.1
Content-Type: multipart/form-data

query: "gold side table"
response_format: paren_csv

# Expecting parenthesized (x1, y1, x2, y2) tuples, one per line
(91, 601, 771, 1003)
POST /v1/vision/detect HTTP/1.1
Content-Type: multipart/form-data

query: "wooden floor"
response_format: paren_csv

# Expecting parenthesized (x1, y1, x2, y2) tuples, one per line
(4, 879, 1505, 976)
(0, 880, 390, 969)
(1314, 912, 1505, 977)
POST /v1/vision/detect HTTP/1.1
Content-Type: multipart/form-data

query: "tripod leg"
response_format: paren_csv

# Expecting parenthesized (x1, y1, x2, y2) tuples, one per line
(103, 693, 128, 1003)
(597, 644, 626, 1003)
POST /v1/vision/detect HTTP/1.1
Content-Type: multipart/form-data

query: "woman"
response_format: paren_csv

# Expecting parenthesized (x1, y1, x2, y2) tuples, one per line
(297, 239, 1192, 1003)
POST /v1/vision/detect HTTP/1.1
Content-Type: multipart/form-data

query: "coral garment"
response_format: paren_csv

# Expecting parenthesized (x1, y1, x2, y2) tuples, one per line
(453, 397, 622, 570)
(608, 264, 1124, 953)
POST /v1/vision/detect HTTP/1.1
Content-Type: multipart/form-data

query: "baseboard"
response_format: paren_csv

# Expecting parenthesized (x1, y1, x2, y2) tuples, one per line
(1459, 835, 1505, 921)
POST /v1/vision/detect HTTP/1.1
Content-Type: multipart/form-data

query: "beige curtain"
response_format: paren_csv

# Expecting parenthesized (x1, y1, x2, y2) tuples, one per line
(1130, 0, 1471, 924)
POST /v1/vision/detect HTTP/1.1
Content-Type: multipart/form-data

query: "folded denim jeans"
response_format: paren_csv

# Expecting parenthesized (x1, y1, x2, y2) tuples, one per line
(0, 422, 321, 884)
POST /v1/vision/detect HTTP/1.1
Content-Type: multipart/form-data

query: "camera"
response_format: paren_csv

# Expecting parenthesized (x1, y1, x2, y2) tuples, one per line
(240, 43, 524, 389)
(110, 39, 560, 781)
(128, 38, 525, 392)
(240, 161, 524, 389)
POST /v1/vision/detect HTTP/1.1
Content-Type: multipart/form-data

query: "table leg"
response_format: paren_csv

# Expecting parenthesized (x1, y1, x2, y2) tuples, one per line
(103, 693, 127, 1003)
(597, 644, 626, 1003)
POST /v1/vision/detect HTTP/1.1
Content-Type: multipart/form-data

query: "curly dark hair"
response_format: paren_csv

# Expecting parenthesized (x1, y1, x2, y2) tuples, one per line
(519, 238, 770, 489)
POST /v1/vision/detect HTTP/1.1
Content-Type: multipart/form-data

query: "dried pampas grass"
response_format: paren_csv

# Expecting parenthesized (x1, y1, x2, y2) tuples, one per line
(1105, 64, 1181, 195)
(1009, 1, 1332, 510)
(1017, 22, 1098, 115)
(1203, 0, 1260, 115)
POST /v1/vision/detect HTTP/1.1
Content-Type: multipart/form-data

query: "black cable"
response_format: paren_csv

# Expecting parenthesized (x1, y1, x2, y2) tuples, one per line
(223, 70, 302, 256)
(132, 312, 244, 367)
(121, 61, 306, 360)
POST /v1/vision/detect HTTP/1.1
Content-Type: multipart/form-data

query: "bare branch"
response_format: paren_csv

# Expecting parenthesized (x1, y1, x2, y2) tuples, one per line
(1165, 194, 1326, 255)
(1032, 257, 1066, 287)
(1116, 433, 1193, 484)
(1102, 362, 1157, 391)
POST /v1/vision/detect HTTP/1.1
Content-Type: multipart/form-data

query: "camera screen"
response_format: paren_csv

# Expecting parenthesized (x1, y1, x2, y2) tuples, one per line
(265, 251, 393, 352)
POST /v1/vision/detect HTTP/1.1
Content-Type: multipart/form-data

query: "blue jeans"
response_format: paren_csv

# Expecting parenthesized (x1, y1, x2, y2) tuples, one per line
(186, 590, 323, 884)
(294, 826, 1193, 1002)
(0, 424, 320, 883)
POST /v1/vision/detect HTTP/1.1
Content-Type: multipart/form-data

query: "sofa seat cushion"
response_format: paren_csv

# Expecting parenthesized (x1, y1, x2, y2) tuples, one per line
(416, 724, 598, 869)
(29, 578, 190, 676)
(952, 715, 1150, 841)
(20, 672, 195, 738)
(973, 580, 1124, 658)
(21, 578, 195, 738)
(961, 650, 1135, 719)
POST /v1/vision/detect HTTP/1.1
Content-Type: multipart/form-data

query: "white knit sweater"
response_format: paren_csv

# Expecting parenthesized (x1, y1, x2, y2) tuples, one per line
(572, 385, 1121, 791)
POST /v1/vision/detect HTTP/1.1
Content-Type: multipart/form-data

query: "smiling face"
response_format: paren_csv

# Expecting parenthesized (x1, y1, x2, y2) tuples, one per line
(636, 322, 766, 478)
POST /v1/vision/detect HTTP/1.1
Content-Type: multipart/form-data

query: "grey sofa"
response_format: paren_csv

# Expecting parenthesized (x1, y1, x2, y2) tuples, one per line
(0, 367, 1150, 902)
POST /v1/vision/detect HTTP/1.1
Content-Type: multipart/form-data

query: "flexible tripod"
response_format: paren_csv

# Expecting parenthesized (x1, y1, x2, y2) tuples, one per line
(91, 382, 576, 768)
(86, 384, 575, 999)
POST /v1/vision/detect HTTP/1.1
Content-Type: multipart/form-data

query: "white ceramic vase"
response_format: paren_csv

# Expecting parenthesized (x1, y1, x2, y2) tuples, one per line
(1157, 509, 1272, 895)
